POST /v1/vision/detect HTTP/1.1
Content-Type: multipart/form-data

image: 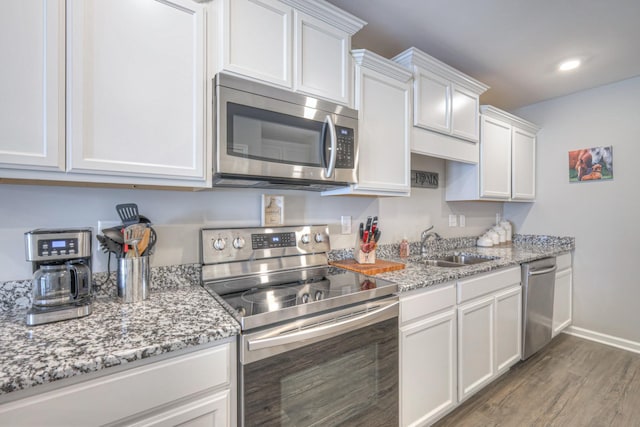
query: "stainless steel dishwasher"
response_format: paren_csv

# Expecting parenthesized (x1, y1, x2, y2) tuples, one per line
(521, 257, 557, 359)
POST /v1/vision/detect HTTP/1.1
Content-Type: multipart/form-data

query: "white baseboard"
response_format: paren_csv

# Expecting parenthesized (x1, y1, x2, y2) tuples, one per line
(564, 326, 640, 354)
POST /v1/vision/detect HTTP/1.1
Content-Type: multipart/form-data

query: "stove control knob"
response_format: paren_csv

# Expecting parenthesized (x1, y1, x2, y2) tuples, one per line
(213, 238, 226, 251)
(314, 233, 324, 243)
(301, 234, 310, 244)
(301, 293, 310, 304)
(233, 237, 245, 249)
(315, 290, 324, 301)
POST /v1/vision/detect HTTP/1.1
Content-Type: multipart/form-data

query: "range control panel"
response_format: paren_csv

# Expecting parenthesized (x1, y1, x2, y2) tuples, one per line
(201, 225, 330, 265)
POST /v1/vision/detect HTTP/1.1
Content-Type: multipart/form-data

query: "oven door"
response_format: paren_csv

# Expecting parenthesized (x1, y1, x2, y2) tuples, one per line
(239, 297, 398, 427)
(216, 78, 358, 185)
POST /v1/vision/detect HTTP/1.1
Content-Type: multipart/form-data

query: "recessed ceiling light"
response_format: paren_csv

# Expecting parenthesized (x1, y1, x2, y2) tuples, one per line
(558, 59, 581, 72)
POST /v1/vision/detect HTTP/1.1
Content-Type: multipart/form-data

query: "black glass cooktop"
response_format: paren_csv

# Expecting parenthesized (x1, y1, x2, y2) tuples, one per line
(203, 267, 398, 330)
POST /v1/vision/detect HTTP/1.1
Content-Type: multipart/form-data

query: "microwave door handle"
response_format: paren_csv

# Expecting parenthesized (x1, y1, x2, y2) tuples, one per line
(324, 115, 337, 178)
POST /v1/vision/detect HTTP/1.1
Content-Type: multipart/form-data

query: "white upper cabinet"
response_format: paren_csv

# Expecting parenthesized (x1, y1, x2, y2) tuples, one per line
(0, 0, 65, 173)
(446, 106, 540, 202)
(222, 0, 292, 88)
(322, 50, 412, 197)
(511, 125, 537, 200)
(66, 0, 209, 186)
(480, 115, 512, 199)
(216, 0, 364, 106)
(393, 47, 488, 164)
(294, 11, 351, 104)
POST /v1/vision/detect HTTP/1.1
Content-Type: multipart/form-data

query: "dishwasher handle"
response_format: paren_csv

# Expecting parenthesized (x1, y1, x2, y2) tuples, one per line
(528, 265, 557, 276)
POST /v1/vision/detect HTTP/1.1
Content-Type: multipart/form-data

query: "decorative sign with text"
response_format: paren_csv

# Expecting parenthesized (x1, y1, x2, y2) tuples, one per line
(410, 170, 439, 188)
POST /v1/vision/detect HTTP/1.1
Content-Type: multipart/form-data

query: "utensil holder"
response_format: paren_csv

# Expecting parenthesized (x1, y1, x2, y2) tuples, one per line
(117, 256, 150, 303)
(354, 235, 376, 264)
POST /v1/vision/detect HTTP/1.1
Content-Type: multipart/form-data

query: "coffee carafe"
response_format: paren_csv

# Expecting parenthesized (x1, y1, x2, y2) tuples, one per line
(25, 228, 93, 326)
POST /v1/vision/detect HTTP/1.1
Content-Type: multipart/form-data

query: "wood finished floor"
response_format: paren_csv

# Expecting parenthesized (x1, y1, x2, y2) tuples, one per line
(434, 334, 640, 427)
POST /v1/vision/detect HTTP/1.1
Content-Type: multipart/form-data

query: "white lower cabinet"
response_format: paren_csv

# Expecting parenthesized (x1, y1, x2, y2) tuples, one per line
(553, 252, 573, 337)
(457, 295, 495, 401)
(400, 267, 523, 425)
(0, 343, 235, 427)
(400, 283, 457, 427)
(457, 266, 522, 403)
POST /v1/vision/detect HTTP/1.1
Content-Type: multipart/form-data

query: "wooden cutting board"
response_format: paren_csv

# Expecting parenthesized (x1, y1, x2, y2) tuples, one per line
(329, 259, 406, 275)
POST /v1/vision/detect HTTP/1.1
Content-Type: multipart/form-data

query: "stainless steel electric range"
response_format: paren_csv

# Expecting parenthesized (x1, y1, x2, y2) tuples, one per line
(201, 225, 399, 427)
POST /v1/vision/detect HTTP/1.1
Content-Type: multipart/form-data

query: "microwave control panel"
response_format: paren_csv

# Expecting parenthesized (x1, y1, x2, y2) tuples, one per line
(335, 126, 355, 169)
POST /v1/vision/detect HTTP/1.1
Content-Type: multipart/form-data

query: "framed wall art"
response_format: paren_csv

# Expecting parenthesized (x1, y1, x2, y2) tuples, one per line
(568, 146, 613, 182)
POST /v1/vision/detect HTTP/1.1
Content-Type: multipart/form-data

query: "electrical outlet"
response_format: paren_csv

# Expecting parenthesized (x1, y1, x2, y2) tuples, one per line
(341, 216, 352, 234)
(95, 220, 121, 273)
(459, 214, 466, 227)
(449, 214, 457, 227)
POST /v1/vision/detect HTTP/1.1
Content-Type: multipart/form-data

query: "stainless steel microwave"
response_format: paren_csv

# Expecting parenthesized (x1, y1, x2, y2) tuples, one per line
(213, 73, 358, 191)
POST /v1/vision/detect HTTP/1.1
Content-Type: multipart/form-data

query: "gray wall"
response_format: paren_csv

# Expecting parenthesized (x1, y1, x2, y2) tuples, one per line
(0, 154, 501, 282)
(505, 75, 640, 343)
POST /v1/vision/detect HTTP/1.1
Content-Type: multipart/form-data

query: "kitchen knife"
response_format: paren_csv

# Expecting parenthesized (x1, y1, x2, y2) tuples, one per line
(370, 216, 378, 241)
(359, 222, 364, 241)
(363, 216, 372, 243)
(373, 228, 381, 243)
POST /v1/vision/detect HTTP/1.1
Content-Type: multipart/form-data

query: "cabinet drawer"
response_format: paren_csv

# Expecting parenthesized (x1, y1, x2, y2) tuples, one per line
(457, 267, 521, 304)
(0, 344, 231, 427)
(400, 282, 456, 325)
(556, 252, 572, 271)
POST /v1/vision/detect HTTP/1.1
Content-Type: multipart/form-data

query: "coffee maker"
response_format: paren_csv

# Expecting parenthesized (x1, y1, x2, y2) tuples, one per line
(24, 228, 93, 326)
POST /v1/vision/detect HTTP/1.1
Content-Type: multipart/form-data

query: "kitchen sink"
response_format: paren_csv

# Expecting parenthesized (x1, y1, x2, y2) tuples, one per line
(418, 253, 499, 268)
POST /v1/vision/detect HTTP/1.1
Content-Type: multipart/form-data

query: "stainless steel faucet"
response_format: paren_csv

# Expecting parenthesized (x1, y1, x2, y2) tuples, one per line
(420, 226, 441, 255)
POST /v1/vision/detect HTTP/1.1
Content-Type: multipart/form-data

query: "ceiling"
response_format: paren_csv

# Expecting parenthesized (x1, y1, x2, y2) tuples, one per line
(327, 0, 640, 110)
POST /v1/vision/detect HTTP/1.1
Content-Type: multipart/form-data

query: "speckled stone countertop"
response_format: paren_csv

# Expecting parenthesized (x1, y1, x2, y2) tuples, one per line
(0, 234, 572, 399)
(375, 235, 575, 292)
(0, 265, 240, 398)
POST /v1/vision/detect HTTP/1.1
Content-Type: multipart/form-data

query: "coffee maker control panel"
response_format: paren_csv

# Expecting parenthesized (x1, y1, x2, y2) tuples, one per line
(25, 228, 92, 263)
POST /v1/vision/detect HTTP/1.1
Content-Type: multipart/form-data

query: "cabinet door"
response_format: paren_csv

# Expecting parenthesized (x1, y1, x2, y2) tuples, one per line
(553, 268, 573, 337)
(413, 69, 450, 134)
(0, 0, 64, 171)
(294, 11, 350, 105)
(495, 285, 522, 373)
(124, 390, 229, 427)
(511, 126, 536, 200)
(67, 0, 207, 182)
(480, 115, 511, 199)
(451, 85, 480, 142)
(401, 310, 456, 427)
(223, 0, 292, 88)
(354, 66, 411, 194)
(458, 295, 494, 402)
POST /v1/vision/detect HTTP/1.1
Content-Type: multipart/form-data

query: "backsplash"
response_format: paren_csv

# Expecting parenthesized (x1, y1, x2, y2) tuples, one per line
(2, 234, 575, 312)
(0, 264, 201, 312)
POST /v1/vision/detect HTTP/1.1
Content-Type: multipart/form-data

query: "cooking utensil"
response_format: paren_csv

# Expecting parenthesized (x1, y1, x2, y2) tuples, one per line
(373, 228, 381, 243)
(124, 224, 147, 257)
(137, 227, 151, 256)
(146, 227, 158, 255)
(116, 203, 140, 226)
(102, 226, 124, 245)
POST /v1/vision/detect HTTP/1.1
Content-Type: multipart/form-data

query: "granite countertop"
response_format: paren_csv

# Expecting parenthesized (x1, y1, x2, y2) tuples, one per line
(379, 243, 573, 292)
(0, 234, 573, 400)
(0, 270, 240, 398)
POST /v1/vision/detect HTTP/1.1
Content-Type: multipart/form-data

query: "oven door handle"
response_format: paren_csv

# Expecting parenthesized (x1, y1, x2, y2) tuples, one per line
(246, 300, 398, 352)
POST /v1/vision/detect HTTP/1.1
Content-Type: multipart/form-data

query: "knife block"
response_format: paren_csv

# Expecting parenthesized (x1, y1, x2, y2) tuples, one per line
(354, 235, 376, 264)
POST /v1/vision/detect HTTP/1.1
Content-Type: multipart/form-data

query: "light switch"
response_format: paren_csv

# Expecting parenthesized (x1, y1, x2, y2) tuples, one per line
(449, 214, 457, 227)
(459, 214, 466, 227)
